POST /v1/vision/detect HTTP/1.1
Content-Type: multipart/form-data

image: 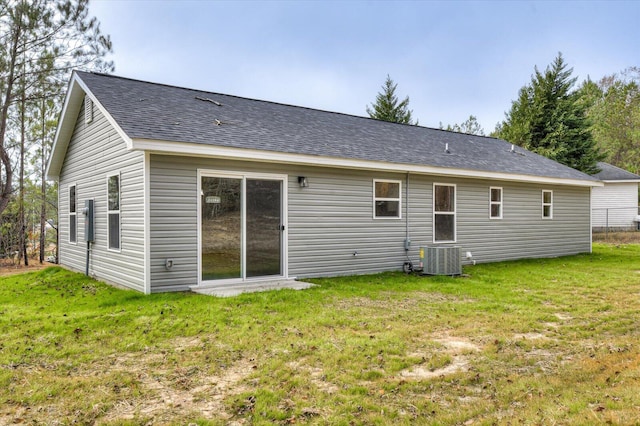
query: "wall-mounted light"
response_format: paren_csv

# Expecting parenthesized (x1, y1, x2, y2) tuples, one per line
(298, 176, 309, 188)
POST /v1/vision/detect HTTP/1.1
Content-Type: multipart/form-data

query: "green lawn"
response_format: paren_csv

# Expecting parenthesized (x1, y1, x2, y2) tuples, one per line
(1, 244, 639, 425)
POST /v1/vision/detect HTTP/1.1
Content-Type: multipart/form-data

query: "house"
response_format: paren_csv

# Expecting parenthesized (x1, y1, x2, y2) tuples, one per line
(591, 162, 640, 231)
(46, 71, 601, 294)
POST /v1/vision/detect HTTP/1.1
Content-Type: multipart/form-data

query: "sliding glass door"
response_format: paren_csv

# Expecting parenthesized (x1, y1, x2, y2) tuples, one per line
(201, 177, 242, 280)
(200, 173, 284, 283)
(246, 179, 282, 277)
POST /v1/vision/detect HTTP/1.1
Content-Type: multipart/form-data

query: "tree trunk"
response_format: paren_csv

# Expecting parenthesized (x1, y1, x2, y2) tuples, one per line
(40, 99, 46, 264)
(19, 63, 28, 266)
(0, 7, 23, 216)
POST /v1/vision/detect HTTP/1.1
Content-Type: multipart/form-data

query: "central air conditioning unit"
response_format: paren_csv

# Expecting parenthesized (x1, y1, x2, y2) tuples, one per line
(420, 246, 462, 276)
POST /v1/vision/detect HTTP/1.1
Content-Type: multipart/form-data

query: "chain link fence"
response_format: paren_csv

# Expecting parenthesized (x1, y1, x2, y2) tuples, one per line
(592, 206, 640, 236)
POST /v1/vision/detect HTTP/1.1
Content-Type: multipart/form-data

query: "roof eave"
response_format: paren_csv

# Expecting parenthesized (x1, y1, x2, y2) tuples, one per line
(46, 73, 83, 181)
(46, 72, 133, 181)
(601, 179, 640, 184)
(131, 138, 603, 188)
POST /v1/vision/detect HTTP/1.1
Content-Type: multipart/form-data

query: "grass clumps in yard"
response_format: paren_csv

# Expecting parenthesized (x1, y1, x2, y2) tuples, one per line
(0, 243, 639, 424)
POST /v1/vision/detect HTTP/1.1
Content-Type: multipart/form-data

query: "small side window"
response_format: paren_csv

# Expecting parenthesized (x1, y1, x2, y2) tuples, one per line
(69, 185, 77, 243)
(490, 187, 503, 219)
(542, 190, 553, 219)
(373, 180, 401, 219)
(107, 173, 121, 250)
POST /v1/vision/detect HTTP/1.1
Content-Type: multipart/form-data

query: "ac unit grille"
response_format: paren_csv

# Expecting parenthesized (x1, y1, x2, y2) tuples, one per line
(421, 246, 461, 276)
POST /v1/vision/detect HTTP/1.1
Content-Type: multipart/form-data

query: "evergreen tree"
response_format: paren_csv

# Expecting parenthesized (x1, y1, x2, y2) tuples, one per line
(440, 115, 485, 136)
(366, 75, 416, 124)
(496, 53, 603, 174)
(0, 0, 113, 216)
(579, 68, 640, 174)
(0, 0, 112, 263)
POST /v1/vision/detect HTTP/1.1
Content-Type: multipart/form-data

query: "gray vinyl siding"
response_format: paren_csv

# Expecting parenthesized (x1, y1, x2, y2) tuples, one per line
(149, 154, 592, 291)
(288, 169, 427, 277)
(292, 174, 591, 276)
(149, 155, 420, 291)
(148, 161, 198, 292)
(58, 98, 145, 292)
(448, 178, 591, 263)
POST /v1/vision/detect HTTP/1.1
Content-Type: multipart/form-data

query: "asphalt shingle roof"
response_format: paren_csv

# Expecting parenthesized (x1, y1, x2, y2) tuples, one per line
(592, 162, 640, 181)
(77, 71, 596, 182)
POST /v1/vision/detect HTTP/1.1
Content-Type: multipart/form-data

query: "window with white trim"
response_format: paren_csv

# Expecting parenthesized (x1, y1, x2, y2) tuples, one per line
(107, 173, 121, 250)
(373, 179, 401, 219)
(490, 187, 503, 219)
(434, 183, 456, 242)
(542, 190, 553, 219)
(69, 185, 77, 243)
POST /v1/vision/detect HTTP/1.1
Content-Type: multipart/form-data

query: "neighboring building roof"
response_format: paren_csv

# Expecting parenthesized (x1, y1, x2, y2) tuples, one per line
(592, 162, 640, 182)
(47, 71, 600, 187)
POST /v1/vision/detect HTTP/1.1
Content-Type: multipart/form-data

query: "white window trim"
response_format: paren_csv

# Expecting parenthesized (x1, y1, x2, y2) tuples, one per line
(69, 183, 77, 245)
(490, 186, 503, 220)
(107, 172, 121, 252)
(433, 183, 456, 243)
(373, 179, 402, 219)
(542, 190, 553, 219)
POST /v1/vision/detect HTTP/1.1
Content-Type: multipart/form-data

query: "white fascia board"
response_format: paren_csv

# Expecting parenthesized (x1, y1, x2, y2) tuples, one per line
(602, 180, 640, 184)
(131, 138, 603, 188)
(45, 73, 133, 181)
(46, 76, 80, 181)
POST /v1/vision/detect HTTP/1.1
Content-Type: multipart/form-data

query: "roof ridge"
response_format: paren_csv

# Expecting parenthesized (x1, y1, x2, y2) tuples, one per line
(75, 70, 501, 141)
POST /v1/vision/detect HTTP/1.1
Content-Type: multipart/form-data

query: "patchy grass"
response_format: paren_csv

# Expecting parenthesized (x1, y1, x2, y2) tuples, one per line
(1, 244, 640, 425)
(593, 230, 640, 244)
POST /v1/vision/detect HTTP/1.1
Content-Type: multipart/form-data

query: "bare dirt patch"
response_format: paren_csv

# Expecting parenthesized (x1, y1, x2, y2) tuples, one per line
(554, 312, 573, 321)
(120, 361, 251, 421)
(400, 336, 481, 380)
(513, 332, 548, 340)
(96, 338, 256, 423)
(0, 259, 53, 277)
(432, 337, 481, 352)
(400, 358, 472, 380)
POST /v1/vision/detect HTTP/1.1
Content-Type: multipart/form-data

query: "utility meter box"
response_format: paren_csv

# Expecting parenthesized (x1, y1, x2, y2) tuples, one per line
(83, 199, 95, 242)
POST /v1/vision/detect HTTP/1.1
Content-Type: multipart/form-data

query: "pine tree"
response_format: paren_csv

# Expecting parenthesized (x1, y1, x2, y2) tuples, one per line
(440, 115, 485, 135)
(0, 0, 113, 216)
(497, 53, 603, 174)
(366, 75, 416, 124)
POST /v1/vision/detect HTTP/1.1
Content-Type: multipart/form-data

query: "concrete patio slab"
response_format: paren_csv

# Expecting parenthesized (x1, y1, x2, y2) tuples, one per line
(191, 279, 316, 297)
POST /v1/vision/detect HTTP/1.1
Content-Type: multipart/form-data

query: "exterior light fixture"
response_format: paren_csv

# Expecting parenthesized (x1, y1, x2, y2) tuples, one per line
(298, 176, 309, 188)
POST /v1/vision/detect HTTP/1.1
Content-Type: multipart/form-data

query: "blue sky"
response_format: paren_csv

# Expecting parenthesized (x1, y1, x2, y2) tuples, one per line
(90, 0, 639, 133)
